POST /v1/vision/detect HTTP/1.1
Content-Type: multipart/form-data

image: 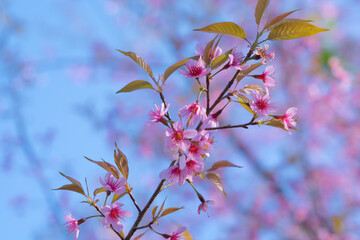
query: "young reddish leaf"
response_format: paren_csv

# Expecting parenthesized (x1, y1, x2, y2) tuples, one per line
(194, 22, 246, 39)
(266, 18, 313, 31)
(84, 156, 121, 179)
(116, 50, 155, 80)
(236, 63, 263, 83)
(133, 232, 146, 240)
(207, 160, 242, 172)
(94, 187, 106, 197)
(158, 197, 167, 215)
(111, 191, 127, 203)
(263, 9, 300, 30)
(240, 84, 266, 95)
(203, 35, 218, 64)
(237, 95, 255, 114)
(268, 22, 329, 40)
(255, 0, 270, 25)
(152, 206, 159, 218)
(53, 172, 86, 196)
(114, 142, 129, 179)
(159, 207, 184, 218)
(210, 49, 232, 70)
(116, 80, 154, 93)
(206, 172, 227, 196)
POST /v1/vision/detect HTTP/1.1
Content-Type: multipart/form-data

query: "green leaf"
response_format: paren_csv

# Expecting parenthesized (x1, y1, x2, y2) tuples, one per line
(237, 95, 255, 114)
(268, 22, 329, 40)
(116, 50, 155, 80)
(94, 187, 107, 197)
(206, 172, 227, 196)
(84, 156, 121, 179)
(53, 172, 86, 196)
(203, 35, 218, 64)
(116, 80, 154, 93)
(210, 49, 232, 70)
(164, 58, 190, 81)
(263, 9, 300, 30)
(255, 0, 270, 25)
(194, 22, 246, 39)
(264, 119, 300, 132)
(152, 206, 159, 218)
(236, 63, 263, 83)
(114, 142, 129, 179)
(111, 191, 127, 203)
(159, 207, 184, 218)
(207, 160, 242, 172)
(266, 18, 313, 31)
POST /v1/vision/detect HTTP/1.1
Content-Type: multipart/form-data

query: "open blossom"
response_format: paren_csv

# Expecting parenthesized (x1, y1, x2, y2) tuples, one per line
(149, 103, 169, 124)
(101, 202, 132, 233)
(64, 213, 80, 239)
(100, 172, 126, 195)
(182, 158, 204, 182)
(179, 101, 206, 127)
(255, 44, 275, 64)
(254, 65, 276, 87)
(165, 122, 197, 152)
(226, 48, 248, 70)
(278, 107, 298, 133)
(179, 57, 210, 78)
(159, 165, 187, 185)
(198, 200, 215, 214)
(250, 92, 276, 117)
(193, 130, 214, 154)
(195, 43, 222, 60)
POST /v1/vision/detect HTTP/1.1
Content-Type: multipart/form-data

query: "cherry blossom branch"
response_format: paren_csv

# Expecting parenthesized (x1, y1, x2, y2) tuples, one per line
(128, 190, 141, 213)
(206, 75, 210, 114)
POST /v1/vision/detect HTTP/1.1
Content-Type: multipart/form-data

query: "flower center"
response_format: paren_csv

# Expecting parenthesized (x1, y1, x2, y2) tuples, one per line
(110, 208, 120, 219)
(256, 100, 268, 110)
(189, 66, 201, 76)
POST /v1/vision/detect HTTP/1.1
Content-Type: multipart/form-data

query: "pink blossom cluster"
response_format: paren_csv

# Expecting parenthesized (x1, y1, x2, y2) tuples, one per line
(148, 100, 216, 186)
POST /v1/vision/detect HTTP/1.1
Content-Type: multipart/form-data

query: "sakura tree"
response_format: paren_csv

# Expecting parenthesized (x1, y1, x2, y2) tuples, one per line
(55, 1, 330, 239)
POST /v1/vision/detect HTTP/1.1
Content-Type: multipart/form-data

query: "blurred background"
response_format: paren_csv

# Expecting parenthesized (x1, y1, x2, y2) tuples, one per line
(1, 0, 360, 239)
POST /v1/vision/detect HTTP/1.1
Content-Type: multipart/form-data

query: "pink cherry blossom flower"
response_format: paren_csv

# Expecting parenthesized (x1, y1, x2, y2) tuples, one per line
(198, 200, 215, 214)
(182, 159, 204, 182)
(64, 213, 80, 239)
(164, 227, 187, 240)
(179, 57, 210, 78)
(101, 202, 132, 233)
(148, 103, 169, 125)
(278, 107, 297, 133)
(202, 112, 220, 129)
(165, 122, 197, 153)
(193, 130, 214, 154)
(195, 43, 222, 60)
(250, 92, 276, 117)
(100, 172, 126, 195)
(255, 44, 275, 64)
(226, 48, 248, 70)
(254, 65, 276, 87)
(159, 165, 187, 185)
(179, 101, 206, 127)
